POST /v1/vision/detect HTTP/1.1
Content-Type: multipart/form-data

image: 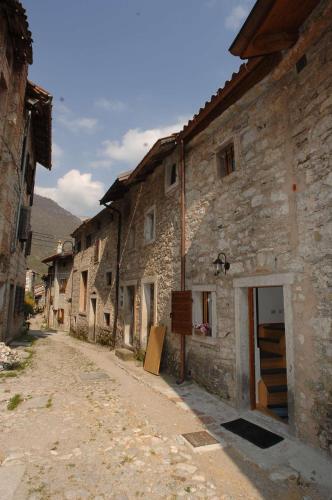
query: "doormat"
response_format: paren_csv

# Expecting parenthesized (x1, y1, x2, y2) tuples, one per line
(221, 418, 284, 449)
(182, 431, 219, 448)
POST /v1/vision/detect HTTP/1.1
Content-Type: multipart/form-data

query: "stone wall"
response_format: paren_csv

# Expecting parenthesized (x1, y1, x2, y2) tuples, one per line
(70, 210, 118, 345)
(0, 13, 33, 341)
(163, 5, 332, 454)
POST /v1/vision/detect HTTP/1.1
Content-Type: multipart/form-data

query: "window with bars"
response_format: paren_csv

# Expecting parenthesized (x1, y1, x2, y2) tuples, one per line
(14, 286, 25, 316)
(217, 143, 235, 178)
(94, 239, 100, 263)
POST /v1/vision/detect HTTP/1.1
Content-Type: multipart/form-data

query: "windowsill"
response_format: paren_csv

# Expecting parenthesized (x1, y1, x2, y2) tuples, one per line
(144, 238, 155, 246)
(190, 335, 218, 346)
(165, 182, 178, 195)
(78, 312, 87, 316)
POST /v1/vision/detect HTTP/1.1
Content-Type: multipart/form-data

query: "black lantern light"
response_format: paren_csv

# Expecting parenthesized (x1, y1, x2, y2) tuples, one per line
(213, 252, 230, 275)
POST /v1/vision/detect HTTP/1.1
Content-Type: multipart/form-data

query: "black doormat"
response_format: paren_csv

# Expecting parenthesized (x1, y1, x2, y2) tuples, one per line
(221, 418, 284, 449)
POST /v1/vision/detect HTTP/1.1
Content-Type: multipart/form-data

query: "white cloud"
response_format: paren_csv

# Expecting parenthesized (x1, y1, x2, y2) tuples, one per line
(91, 117, 188, 169)
(225, 5, 248, 30)
(52, 142, 64, 167)
(95, 98, 127, 112)
(36, 169, 105, 216)
(58, 115, 98, 133)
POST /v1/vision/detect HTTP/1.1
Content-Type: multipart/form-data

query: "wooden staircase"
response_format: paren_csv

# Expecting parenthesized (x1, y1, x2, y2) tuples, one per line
(258, 324, 288, 421)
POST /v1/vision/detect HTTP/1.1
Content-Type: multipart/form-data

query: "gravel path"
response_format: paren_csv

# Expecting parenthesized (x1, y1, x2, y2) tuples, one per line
(0, 318, 325, 499)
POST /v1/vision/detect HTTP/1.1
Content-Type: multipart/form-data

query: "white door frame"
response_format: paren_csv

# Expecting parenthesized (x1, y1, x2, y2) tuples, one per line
(233, 273, 295, 431)
(88, 295, 97, 342)
(122, 281, 136, 347)
(140, 276, 158, 348)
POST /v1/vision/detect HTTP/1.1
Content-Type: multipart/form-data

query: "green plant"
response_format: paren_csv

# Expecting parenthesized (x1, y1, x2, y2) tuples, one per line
(134, 348, 146, 362)
(24, 292, 35, 317)
(7, 393, 23, 410)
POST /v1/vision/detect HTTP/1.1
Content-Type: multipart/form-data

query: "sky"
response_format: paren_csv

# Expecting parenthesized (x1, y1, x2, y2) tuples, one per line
(24, 0, 255, 217)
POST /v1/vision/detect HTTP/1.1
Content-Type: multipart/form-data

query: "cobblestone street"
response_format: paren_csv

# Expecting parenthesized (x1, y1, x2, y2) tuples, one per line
(0, 320, 329, 499)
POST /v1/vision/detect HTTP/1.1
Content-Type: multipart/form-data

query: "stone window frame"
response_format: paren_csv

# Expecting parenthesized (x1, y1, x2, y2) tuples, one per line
(143, 205, 156, 245)
(164, 160, 179, 194)
(215, 138, 239, 181)
(191, 285, 218, 342)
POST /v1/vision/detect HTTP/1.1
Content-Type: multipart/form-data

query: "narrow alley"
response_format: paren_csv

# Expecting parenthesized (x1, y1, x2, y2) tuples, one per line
(0, 318, 330, 499)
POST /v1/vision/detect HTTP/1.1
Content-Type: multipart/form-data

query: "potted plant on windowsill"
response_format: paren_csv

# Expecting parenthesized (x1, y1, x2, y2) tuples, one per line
(193, 323, 212, 337)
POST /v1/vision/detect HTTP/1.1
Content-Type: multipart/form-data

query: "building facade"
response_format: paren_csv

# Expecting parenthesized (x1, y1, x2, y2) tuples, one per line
(68, 0, 332, 456)
(0, 0, 52, 342)
(43, 243, 73, 332)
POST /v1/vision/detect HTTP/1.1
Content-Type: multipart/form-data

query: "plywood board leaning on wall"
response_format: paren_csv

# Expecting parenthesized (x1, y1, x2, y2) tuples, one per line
(144, 325, 166, 375)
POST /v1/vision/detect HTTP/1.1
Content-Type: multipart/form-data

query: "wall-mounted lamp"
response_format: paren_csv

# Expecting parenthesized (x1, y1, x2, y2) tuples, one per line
(213, 252, 230, 276)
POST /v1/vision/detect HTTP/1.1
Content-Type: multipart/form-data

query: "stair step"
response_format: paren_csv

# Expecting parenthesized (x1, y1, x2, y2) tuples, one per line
(261, 368, 287, 375)
(268, 384, 287, 393)
(267, 392, 288, 405)
(259, 337, 280, 344)
(262, 374, 287, 386)
(261, 357, 286, 369)
(260, 351, 282, 359)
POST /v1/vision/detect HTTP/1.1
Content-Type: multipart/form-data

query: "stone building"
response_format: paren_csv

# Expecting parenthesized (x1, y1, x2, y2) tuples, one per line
(70, 208, 118, 344)
(68, 0, 332, 456)
(99, 137, 181, 354)
(42, 242, 73, 332)
(164, 0, 332, 456)
(0, 0, 52, 341)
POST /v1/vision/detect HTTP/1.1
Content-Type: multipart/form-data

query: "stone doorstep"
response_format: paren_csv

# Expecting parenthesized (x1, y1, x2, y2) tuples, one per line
(115, 348, 135, 362)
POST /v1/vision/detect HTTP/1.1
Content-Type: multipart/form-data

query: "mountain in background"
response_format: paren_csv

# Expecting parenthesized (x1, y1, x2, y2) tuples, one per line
(28, 194, 82, 279)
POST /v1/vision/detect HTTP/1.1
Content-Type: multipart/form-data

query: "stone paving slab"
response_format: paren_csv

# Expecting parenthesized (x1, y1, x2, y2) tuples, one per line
(0, 465, 26, 500)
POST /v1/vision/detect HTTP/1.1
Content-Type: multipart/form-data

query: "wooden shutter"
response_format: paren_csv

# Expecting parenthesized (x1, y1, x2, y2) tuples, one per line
(18, 206, 31, 241)
(171, 291, 192, 335)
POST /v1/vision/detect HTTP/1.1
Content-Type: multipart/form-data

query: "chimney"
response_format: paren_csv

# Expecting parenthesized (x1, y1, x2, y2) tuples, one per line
(56, 240, 63, 254)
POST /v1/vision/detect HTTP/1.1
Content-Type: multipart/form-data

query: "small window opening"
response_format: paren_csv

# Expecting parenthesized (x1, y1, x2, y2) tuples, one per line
(85, 234, 92, 248)
(218, 143, 235, 178)
(106, 272, 112, 286)
(104, 312, 110, 327)
(296, 54, 307, 74)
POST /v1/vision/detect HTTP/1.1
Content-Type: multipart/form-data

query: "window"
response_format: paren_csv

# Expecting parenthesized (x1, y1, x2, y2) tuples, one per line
(217, 143, 235, 178)
(165, 162, 178, 191)
(80, 271, 88, 312)
(192, 287, 217, 338)
(94, 239, 100, 263)
(75, 239, 81, 253)
(106, 272, 112, 286)
(59, 278, 67, 294)
(104, 312, 110, 327)
(85, 234, 92, 248)
(14, 286, 25, 316)
(128, 226, 135, 250)
(119, 286, 124, 308)
(144, 207, 156, 244)
(58, 309, 64, 324)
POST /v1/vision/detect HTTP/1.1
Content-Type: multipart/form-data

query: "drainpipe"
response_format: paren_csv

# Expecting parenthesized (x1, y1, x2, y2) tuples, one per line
(102, 202, 122, 347)
(178, 138, 186, 384)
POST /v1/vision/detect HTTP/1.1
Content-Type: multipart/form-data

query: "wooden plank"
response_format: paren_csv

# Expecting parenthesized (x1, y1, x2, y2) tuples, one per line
(248, 288, 256, 410)
(143, 325, 166, 376)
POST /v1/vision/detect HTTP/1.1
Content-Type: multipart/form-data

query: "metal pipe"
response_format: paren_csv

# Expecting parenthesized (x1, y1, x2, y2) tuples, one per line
(103, 202, 122, 348)
(177, 138, 186, 384)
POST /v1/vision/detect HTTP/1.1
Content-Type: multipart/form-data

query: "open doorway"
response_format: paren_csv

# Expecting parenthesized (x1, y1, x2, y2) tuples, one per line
(88, 297, 97, 342)
(249, 286, 288, 422)
(124, 285, 135, 347)
(141, 281, 156, 348)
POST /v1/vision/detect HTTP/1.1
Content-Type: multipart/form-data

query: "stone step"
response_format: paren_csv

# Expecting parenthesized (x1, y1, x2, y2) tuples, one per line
(115, 348, 135, 362)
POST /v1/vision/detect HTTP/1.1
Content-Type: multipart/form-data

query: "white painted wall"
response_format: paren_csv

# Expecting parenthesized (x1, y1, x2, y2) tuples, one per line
(257, 286, 284, 324)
